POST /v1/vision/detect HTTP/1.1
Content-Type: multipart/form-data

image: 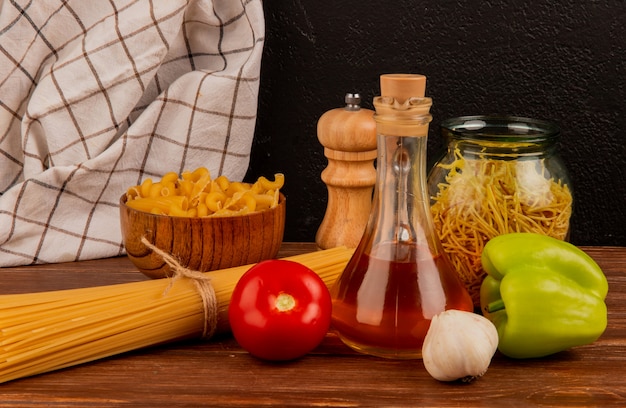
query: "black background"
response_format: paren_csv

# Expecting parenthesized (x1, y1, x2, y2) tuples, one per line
(245, 0, 626, 247)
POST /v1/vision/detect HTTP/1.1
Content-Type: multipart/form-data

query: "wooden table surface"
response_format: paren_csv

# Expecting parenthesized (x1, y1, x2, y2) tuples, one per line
(0, 243, 625, 407)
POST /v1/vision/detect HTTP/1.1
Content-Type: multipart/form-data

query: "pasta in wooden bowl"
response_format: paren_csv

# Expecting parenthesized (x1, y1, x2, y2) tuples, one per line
(120, 168, 286, 279)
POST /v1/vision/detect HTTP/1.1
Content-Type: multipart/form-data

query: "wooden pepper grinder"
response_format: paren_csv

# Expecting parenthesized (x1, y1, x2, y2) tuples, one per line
(315, 93, 377, 249)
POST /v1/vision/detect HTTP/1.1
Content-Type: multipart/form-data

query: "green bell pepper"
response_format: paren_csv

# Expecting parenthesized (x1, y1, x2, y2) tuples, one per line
(480, 233, 608, 359)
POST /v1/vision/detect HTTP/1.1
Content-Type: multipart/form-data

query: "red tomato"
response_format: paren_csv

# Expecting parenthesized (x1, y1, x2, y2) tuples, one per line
(228, 259, 332, 361)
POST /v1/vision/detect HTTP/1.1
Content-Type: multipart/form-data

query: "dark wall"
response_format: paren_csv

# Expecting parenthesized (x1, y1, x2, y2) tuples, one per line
(246, 0, 626, 247)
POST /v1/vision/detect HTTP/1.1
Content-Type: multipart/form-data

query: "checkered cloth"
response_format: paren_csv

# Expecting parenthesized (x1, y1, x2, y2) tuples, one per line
(0, 0, 264, 266)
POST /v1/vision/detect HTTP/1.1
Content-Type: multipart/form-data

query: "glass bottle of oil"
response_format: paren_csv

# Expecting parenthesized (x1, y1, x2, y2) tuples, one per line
(330, 74, 473, 359)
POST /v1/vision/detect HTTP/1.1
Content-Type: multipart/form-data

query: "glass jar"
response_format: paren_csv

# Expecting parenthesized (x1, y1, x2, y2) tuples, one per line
(427, 115, 574, 308)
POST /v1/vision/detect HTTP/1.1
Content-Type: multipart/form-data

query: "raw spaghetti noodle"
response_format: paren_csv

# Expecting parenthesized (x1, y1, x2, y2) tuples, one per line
(0, 246, 354, 384)
(430, 149, 572, 306)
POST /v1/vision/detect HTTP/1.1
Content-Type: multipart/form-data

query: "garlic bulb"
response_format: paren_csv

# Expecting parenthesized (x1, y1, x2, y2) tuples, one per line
(422, 309, 499, 382)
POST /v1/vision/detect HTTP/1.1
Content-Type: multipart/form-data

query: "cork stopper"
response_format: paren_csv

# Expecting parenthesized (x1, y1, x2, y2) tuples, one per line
(380, 74, 426, 103)
(374, 74, 432, 137)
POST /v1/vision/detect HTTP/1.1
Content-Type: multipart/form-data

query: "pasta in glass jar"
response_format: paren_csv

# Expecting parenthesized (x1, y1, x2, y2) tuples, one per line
(427, 115, 573, 307)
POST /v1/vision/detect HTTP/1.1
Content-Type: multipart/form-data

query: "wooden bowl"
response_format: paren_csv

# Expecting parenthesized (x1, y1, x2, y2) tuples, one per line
(119, 193, 286, 279)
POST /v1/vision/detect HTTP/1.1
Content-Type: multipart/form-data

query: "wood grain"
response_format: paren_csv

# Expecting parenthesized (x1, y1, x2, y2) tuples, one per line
(315, 103, 377, 250)
(0, 243, 624, 407)
(119, 193, 286, 279)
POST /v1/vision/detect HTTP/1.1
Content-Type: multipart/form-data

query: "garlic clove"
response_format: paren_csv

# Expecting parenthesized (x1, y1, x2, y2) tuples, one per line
(422, 309, 499, 382)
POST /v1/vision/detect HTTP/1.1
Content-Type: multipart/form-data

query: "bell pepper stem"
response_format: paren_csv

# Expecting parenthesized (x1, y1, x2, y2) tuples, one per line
(487, 299, 506, 313)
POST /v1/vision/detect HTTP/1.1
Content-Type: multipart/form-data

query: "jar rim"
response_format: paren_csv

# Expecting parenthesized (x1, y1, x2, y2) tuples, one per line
(440, 115, 560, 142)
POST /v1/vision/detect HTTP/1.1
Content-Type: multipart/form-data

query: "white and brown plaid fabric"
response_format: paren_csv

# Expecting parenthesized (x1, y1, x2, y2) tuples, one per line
(0, 0, 264, 266)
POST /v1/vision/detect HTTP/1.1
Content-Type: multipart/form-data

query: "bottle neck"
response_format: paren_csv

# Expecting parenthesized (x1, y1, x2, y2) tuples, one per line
(373, 96, 432, 137)
(366, 96, 440, 257)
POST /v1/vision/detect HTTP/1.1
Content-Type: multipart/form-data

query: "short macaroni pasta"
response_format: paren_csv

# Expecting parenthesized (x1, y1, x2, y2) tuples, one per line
(125, 168, 284, 217)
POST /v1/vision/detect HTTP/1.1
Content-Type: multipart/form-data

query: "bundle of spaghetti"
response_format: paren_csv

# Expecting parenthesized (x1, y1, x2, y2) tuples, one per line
(431, 153, 572, 306)
(0, 246, 354, 384)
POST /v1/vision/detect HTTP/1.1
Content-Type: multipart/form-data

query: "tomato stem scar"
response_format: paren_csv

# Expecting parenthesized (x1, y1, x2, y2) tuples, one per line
(275, 293, 295, 312)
